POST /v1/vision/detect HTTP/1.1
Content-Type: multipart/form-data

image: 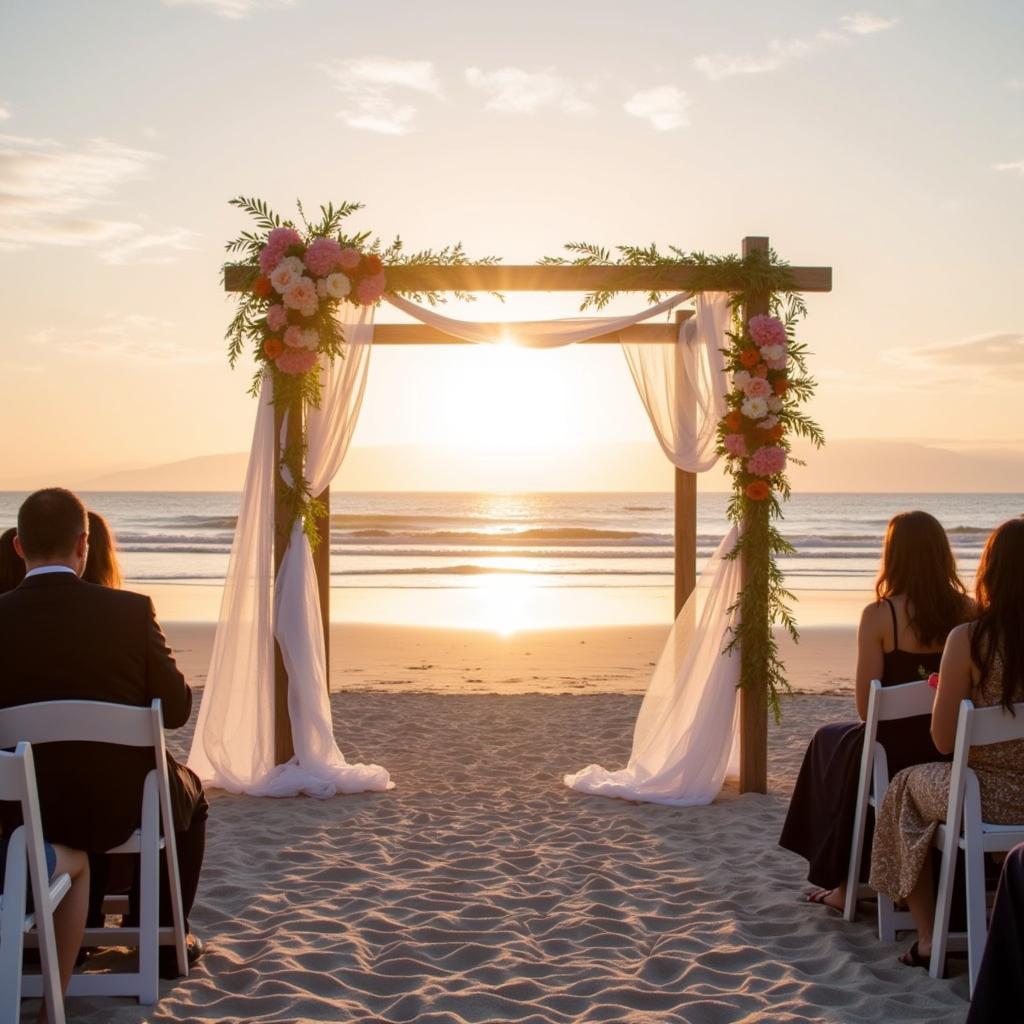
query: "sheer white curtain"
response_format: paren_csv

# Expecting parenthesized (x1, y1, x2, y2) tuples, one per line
(565, 291, 743, 805)
(188, 302, 391, 798)
(384, 291, 691, 347)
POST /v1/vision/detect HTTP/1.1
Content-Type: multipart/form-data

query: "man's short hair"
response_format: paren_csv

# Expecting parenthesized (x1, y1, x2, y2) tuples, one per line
(17, 488, 88, 561)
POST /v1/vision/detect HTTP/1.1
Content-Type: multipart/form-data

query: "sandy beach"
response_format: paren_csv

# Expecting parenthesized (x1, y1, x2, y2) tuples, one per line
(46, 626, 970, 1024)
(165, 621, 860, 698)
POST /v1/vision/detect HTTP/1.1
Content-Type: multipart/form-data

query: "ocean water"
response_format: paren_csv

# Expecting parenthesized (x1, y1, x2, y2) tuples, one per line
(0, 492, 1020, 629)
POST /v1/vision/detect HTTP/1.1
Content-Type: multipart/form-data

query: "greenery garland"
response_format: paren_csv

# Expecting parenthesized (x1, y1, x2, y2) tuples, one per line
(544, 243, 825, 719)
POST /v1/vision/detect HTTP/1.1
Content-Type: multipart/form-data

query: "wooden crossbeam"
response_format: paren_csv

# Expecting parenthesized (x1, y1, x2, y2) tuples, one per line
(368, 320, 688, 345)
(224, 263, 832, 294)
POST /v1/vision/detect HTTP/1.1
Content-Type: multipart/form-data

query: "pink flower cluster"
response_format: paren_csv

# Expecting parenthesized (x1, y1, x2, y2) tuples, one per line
(748, 315, 787, 348)
(276, 348, 318, 375)
(253, 227, 388, 379)
(258, 226, 303, 275)
(723, 433, 748, 458)
(747, 445, 787, 477)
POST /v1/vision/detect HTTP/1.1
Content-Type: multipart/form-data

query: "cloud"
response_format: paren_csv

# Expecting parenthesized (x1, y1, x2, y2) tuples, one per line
(1008, 78, 1024, 91)
(0, 134, 194, 259)
(162, 0, 295, 19)
(30, 314, 214, 364)
(323, 59, 441, 134)
(623, 86, 691, 131)
(695, 15, 896, 80)
(465, 67, 595, 115)
(0, 105, 10, 121)
(993, 159, 1024, 175)
(886, 333, 1024, 385)
(839, 12, 899, 34)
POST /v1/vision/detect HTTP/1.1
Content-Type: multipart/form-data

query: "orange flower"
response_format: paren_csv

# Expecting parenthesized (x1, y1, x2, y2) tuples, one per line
(774, 377, 789, 396)
(263, 336, 283, 359)
(754, 362, 768, 377)
(739, 347, 760, 368)
(767, 424, 785, 442)
(724, 410, 743, 432)
(253, 275, 273, 298)
(745, 480, 771, 501)
(363, 253, 384, 275)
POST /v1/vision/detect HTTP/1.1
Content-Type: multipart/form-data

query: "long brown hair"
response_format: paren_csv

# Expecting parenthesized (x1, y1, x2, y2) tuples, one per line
(970, 519, 1024, 711)
(0, 527, 25, 593)
(83, 511, 123, 589)
(875, 510, 970, 647)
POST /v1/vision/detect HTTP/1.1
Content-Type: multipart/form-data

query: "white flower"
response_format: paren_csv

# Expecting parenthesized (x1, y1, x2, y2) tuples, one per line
(325, 272, 351, 300)
(767, 395, 784, 413)
(741, 396, 769, 420)
(302, 328, 319, 351)
(278, 255, 304, 275)
(270, 262, 300, 294)
(759, 414, 779, 429)
(733, 370, 752, 392)
(760, 343, 785, 361)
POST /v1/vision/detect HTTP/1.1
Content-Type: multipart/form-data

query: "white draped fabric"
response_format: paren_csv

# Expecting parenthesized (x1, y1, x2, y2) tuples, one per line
(189, 286, 740, 805)
(188, 302, 392, 797)
(622, 292, 731, 472)
(384, 290, 691, 347)
(565, 291, 743, 805)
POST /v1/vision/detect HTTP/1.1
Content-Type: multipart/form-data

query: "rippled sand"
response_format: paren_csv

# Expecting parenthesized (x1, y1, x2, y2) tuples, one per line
(59, 692, 968, 1023)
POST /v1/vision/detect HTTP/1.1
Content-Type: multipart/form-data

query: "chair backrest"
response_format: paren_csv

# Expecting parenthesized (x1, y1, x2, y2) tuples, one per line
(961, 700, 1024, 749)
(872, 678, 937, 722)
(0, 700, 163, 750)
(944, 699, 1024, 835)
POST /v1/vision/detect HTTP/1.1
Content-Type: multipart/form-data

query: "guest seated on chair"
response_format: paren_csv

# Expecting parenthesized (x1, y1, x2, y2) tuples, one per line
(0, 488, 207, 978)
(779, 510, 973, 913)
(870, 518, 1024, 968)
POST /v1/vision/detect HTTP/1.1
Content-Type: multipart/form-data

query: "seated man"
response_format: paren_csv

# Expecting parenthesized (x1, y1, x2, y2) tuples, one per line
(0, 488, 207, 978)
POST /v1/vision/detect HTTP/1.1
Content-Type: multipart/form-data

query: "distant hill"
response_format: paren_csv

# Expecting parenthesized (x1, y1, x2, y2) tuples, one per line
(2, 440, 1022, 493)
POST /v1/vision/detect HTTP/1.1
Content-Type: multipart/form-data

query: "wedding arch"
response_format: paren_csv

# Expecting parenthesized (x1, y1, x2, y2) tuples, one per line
(187, 200, 831, 803)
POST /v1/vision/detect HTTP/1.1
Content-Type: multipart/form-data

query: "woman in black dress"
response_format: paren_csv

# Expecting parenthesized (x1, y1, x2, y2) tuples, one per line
(779, 510, 973, 912)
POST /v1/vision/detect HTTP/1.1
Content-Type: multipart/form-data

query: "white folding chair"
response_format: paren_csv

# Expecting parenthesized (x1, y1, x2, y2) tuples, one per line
(0, 742, 69, 1024)
(844, 678, 937, 941)
(930, 698, 1024, 995)
(0, 699, 188, 1006)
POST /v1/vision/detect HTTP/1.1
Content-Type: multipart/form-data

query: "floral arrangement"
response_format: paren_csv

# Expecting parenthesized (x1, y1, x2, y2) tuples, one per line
(225, 197, 496, 543)
(542, 242, 824, 719)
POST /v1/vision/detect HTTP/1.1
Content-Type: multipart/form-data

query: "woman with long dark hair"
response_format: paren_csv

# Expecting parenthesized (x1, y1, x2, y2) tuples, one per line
(779, 511, 973, 912)
(871, 518, 1024, 967)
(82, 511, 123, 589)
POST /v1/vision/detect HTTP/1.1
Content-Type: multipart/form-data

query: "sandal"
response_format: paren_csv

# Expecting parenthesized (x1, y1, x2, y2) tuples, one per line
(899, 941, 930, 969)
(804, 888, 843, 914)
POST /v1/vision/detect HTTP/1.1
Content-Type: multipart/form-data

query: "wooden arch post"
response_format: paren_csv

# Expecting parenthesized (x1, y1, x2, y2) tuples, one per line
(225, 254, 831, 787)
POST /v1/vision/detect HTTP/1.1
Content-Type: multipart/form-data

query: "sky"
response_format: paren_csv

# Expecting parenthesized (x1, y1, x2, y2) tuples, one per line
(1, 0, 1022, 488)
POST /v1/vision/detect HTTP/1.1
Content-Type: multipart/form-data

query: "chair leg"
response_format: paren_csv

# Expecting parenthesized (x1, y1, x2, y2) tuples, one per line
(964, 840, 988, 996)
(0, 905, 25, 1024)
(877, 893, 898, 943)
(930, 839, 958, 979)
(138, 783, 161, 1006)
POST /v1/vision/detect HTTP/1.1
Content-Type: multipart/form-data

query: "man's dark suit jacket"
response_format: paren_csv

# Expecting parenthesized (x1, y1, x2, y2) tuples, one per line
(0, 571, 202, 852)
